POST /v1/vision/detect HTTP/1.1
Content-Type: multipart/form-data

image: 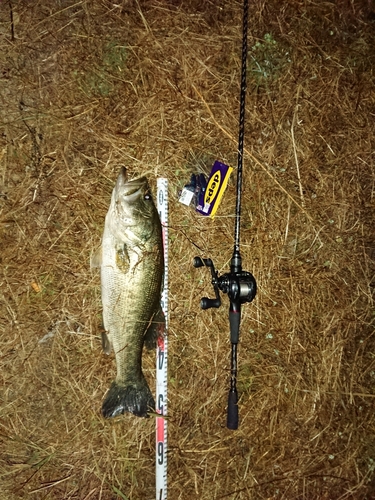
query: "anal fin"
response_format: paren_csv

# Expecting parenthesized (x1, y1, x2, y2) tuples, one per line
(144, 306, 165, 350)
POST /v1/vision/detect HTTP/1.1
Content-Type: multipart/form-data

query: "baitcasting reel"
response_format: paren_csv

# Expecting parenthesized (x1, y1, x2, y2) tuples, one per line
(193, 254, 256, 315)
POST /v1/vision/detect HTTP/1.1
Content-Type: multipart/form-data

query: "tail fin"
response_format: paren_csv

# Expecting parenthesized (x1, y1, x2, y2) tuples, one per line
(102, 376, 155, 418)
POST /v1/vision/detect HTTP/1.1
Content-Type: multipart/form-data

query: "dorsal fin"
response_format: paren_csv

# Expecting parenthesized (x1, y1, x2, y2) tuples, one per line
(90, 246, 102, 268)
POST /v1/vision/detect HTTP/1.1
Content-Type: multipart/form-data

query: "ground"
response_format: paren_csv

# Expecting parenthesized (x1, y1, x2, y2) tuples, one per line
(0, 1, 375, 499)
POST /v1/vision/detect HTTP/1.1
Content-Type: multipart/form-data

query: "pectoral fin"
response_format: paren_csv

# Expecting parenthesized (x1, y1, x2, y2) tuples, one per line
(116, 243, 130, 273)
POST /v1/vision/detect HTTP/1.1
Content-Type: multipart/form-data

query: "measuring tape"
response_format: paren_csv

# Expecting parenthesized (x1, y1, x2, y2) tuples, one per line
(156, 178, 168, 500)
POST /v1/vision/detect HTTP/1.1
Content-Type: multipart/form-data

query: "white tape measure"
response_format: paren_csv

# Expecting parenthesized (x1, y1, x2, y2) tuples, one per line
(156, 178, 168, 500)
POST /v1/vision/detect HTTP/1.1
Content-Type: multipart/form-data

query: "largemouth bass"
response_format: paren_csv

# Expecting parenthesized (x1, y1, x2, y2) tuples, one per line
(92, 167, 164, 418)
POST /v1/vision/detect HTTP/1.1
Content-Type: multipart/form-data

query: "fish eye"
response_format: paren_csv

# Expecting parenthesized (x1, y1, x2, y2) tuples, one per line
(144, 192, 151, 201)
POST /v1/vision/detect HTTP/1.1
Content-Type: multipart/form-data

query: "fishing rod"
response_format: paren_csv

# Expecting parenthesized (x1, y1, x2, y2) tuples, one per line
(193, 0, 256, 430)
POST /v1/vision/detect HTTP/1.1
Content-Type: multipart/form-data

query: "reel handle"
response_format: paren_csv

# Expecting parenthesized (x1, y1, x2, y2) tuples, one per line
(194, 256, 221, 309)
(193, 256, 212, 268)
(193, 256, 205, 268)
(201, 297, 221, 309)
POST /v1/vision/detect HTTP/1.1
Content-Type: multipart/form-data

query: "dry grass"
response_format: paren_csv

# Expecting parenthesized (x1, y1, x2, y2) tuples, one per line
(1, 0, 375, 498)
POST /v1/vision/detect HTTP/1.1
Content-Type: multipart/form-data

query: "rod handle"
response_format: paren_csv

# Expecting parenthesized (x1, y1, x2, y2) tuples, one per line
(229, 303, 241, 344)
(227, 389, 239, 430)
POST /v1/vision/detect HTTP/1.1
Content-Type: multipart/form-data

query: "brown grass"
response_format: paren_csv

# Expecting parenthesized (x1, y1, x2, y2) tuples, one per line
(1, 0, 375, 498)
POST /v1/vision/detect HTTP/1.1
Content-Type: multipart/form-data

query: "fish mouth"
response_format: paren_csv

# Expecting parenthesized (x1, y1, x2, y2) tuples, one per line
(117, 167, 148, 199)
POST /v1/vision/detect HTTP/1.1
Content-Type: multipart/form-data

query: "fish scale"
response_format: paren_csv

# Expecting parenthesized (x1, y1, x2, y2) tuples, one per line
(102, 242, 162, 378)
